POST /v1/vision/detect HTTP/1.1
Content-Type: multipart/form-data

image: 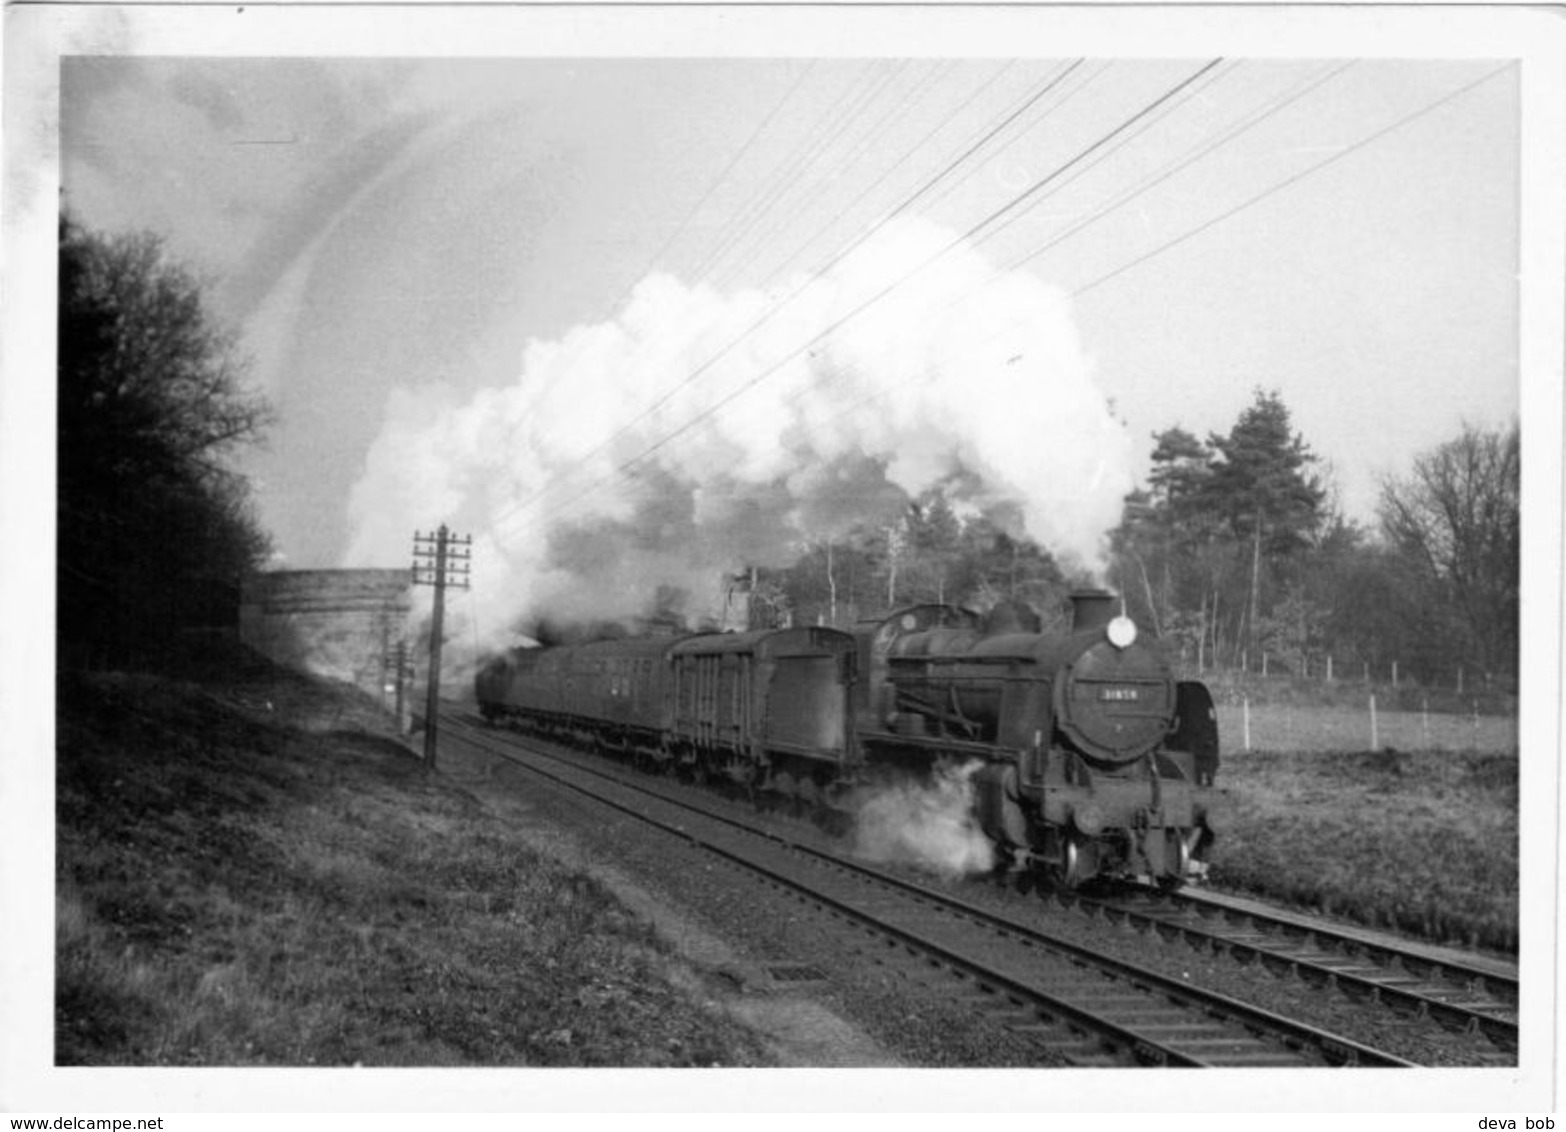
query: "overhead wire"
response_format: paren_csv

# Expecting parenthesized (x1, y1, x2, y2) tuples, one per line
(698, 61, 1246, 441)
(617, 60, 820, 315)
(685, 62, 896, 286)
(480, 63, 902, 532)
(549, 62, 881, 424)
(725, 56, 1076, 295)
(569, 62, 913, 398)
(755, 56, 1343, 380)
(969, 59, 1242, 253)
(900, 58, 1111, 221)
(1001, 59, 1357, 275)
(459, 57, 1515, 620)
(496, 61, 1317, 529)
(483, 60, 821, 462)
(714, 59, 1506, 461)
(708, 59, 926, 292)
(510, 59, 1226, 535)
(487, 59, 1088, 536)
(1071, 60, 1517, 298)
(752, 59, 1018, 287)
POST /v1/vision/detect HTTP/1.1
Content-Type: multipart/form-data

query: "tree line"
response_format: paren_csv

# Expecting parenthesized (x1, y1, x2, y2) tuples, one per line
(1111, 391, 1518, 688)
(746, 389, 1518, 692)
(56, 214, 1518, 692)
(58, 215, 272, 664)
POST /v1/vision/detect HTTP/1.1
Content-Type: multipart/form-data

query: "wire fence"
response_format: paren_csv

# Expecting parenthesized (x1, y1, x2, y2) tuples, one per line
(1176, 648, 1518, 721)
(1215, 698, 1519, 755)
(1180, 648, 1513, 697)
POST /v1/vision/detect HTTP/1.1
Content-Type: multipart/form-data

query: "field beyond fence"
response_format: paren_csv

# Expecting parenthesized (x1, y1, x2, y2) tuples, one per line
(1213, 747, 1518, 950)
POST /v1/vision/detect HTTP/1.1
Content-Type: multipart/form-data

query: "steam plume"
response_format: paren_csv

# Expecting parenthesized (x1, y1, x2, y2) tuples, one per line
(849, 761, 995, 879)
(344, 215, 1133, 649)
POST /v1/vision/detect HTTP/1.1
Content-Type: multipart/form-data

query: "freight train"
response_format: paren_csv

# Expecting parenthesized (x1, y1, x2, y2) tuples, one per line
(474, 590, 1221, 888)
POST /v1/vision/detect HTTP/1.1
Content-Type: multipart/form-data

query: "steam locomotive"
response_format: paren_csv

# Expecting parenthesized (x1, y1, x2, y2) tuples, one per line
(474, 590, 1221, 888)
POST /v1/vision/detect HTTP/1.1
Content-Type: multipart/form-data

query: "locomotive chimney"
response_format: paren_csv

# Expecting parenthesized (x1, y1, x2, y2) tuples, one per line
(1068, 589, 1119, 633)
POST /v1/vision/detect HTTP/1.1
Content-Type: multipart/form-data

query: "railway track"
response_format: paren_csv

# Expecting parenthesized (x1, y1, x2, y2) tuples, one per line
(1046, 884, 1518, 1057)
(442, 712, 1414, 1069)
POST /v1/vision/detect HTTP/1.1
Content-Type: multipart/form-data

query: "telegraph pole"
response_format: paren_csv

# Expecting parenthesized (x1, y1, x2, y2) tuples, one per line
(412, 524, 471, 769)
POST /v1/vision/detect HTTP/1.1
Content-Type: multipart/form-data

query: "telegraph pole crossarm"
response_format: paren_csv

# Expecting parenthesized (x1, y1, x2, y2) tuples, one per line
(411, 524, 471, 770)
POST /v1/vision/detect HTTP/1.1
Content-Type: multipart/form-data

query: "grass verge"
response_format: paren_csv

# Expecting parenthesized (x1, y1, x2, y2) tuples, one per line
(1211, 747, 1518, 952)
(55, 660, 771, 1067)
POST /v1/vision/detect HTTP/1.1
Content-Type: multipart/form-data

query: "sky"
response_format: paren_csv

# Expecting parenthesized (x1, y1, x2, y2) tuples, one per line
(49, 42, 1525, 623)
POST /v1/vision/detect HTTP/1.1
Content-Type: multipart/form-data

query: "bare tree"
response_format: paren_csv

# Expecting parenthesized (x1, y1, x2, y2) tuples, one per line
(58, 214, 273, 658)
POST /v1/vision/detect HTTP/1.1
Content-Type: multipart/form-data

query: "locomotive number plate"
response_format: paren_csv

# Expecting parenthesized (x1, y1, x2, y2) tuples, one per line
(1098, 687, 1141, 702)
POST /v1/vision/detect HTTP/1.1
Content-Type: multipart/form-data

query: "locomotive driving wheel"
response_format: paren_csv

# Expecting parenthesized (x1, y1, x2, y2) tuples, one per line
(1156, 829, 1191, 891)
(1061, 835, 1087, 888)
(1043, 833, 1092, 890)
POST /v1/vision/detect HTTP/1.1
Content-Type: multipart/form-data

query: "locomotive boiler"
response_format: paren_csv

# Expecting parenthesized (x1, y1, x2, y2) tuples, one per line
(852, 591, 1221, 888)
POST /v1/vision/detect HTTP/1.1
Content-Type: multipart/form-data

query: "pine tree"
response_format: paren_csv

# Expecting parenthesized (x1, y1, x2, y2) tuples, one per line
(1147, 425, 1213, 527)
(1202, 389, 1326, 554)
(1199, 389, 1326, 656)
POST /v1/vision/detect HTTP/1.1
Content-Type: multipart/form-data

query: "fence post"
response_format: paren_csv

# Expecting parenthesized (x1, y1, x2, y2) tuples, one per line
(1262, 652, 1268, 677)
(1370, 694, 1378, 750)
(1243, 696, 1252, 751)
(1392, 660, 1399, 688)
(1326, 654, 1333, 682)
(1457, 666, 1464, 694)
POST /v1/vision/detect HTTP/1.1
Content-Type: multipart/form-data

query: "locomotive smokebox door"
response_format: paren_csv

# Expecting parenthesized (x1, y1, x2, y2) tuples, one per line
(1054, 646, 1175, 765)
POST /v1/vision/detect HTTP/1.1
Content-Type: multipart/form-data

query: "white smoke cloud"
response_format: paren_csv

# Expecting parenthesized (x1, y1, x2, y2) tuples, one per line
(849, 760, 995, 879)
(344, 215, 1133, 651)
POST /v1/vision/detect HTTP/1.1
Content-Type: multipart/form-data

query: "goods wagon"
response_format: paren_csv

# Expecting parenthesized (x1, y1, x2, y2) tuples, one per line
(476, 626, 858, 796)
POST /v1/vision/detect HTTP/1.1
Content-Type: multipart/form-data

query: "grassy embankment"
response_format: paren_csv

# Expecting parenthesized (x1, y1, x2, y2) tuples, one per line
(55, 651, 770, 1067)
(1183, 668, 1520, 952)
(1211, 747, 1519, 952)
